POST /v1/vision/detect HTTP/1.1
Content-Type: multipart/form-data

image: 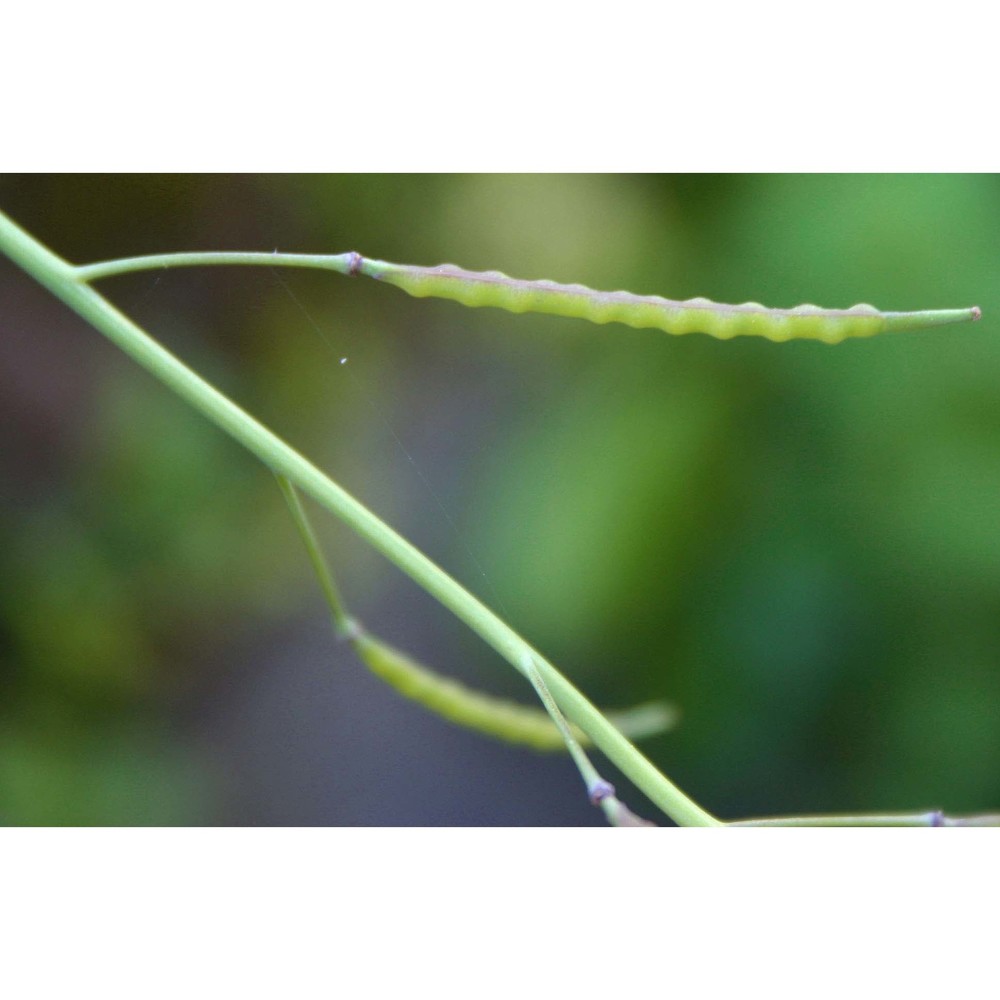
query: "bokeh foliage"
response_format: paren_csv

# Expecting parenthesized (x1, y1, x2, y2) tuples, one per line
(1, 175, 998, 824)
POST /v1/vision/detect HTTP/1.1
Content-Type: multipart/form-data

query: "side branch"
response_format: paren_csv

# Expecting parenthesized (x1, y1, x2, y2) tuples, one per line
(75, 251, 360, 283)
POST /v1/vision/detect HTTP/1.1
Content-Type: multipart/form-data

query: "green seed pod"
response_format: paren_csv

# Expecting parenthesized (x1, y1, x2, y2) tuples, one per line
(352, 632, 677, 753)
(359, 258, 980, 344)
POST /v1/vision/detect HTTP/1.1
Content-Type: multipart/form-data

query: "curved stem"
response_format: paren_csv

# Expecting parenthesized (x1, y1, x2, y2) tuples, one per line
(76, 251, 359, 283)
(0, 209, 721, 827)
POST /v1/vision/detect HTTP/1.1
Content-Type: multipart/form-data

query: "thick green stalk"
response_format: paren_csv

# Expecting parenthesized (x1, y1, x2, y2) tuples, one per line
(0, 209, 720, 827)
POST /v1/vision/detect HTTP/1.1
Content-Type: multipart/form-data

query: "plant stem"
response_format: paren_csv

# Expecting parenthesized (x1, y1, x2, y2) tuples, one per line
(520, 654, 654, 826)
(0, 209, 721, 827)
(76, 251, 359, 283)
(729, 812, 1000, 827)
(520, 655, 607, 793)
(274, 473, 354, 638)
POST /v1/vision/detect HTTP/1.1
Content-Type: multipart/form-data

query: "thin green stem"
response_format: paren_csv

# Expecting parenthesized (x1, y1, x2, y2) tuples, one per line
(275, 473, 354, 638)
(76, 251, 359, 283)
(520, 654, 604, 791)
(0, 209, 721, 827)
(520, 653, 654, 826)
(729, 812, 1000, 827)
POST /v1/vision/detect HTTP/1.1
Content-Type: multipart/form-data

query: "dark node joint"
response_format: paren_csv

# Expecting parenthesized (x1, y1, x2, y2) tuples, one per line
(347, 252, 364, 276)
(588, 779, 616, 806)
(929, 810, 946, 827)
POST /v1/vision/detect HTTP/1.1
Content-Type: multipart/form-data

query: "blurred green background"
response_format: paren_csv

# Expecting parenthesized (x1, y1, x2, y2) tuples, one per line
(1, 174, 998, 825)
